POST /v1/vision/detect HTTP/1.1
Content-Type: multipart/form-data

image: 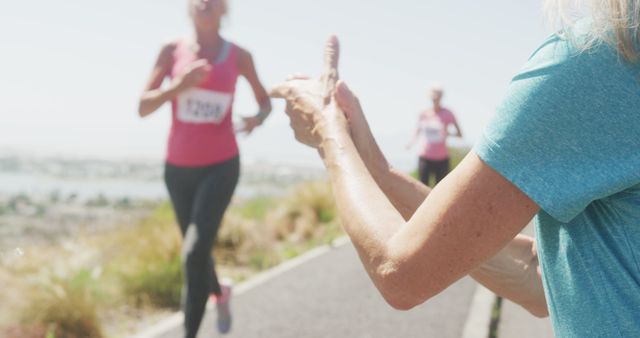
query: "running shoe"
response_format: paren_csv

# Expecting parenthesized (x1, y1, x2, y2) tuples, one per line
(214, 278, 233, 334)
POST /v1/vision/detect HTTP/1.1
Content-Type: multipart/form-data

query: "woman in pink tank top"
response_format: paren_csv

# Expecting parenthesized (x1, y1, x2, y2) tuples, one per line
(407, 85, 462, 187)
(138, 1, 271, 336)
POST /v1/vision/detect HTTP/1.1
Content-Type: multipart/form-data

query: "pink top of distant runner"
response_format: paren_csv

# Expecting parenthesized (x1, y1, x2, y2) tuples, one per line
(418, 108, 456, 161)
(166, 39, 240, 167)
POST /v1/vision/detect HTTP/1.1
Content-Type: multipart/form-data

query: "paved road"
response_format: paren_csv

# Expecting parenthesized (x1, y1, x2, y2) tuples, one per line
(159, 243, 478, 338)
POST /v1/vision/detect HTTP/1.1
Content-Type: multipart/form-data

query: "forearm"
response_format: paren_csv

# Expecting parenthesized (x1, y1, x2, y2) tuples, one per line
(353, 127, 546, 315)
(257, 95, 272, 120)
(138, 83, 181, 117)
(453, 122, 463, 137)
(368, 161, 430, 220)
(319, 131, 405, 294)
(354, 130, 430, 220)
(470, 234, 548, 317)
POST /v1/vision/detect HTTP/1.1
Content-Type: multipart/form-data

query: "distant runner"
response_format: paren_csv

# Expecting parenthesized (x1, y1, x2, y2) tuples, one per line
(407, 86, 462, 187)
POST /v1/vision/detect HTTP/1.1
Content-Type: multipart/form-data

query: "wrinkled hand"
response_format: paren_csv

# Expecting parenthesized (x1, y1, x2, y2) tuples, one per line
(173, 59, 211, 91)
(270, 36, 348, 149)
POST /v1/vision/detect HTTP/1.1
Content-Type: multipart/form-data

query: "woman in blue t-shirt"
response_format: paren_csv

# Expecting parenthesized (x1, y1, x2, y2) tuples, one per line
(271, 1, 640, 337)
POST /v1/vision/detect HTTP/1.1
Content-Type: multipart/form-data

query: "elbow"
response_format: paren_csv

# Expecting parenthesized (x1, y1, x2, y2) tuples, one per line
(532, 311, 550, 319)
(373, 261, 433, 311)
(526, 304, 549, 318)
(382, 293, 421, 311)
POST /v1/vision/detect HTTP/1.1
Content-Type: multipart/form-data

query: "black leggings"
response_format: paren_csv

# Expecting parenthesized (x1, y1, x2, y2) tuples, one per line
(164, 156, 239, 338)
(418, 157, 450, 187)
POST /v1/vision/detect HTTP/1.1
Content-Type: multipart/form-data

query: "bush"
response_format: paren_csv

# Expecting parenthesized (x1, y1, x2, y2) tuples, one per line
(237, 196, 274, 220)
(19, 270, 104, 338)
(118, 254, 183, 309)
(107, 203, 183, 309)
(2, 181, 345, 337)
(0, 325, 49, 338)
(216, 181, 341, 271)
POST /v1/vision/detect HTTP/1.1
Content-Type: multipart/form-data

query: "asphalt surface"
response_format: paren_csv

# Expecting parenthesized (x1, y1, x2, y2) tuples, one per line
(159, 243, 478, 338)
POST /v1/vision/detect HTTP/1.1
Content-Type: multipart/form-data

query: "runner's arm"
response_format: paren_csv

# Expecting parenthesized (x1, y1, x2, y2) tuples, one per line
(406, 119, 421, 149)
(238, 48, 272, 121)
(445, 111, 463, 138)
(138, 43, 181, 117)
(451, 118, 463, 138)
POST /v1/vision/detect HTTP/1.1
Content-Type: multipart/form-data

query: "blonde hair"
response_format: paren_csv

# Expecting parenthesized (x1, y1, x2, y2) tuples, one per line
(189, 0, 229, 16)
(429, 84, 444, 95)
(545, 0, 640, 62)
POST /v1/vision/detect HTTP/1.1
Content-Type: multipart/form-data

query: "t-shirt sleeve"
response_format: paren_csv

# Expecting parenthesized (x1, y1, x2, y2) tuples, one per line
(474, 36, 640, 222)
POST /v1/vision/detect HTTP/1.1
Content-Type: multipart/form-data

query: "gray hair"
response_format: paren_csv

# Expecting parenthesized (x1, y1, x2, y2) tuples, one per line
(545, 0, 640, 62)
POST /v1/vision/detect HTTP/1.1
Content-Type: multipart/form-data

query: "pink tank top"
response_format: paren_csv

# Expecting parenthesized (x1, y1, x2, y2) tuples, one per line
(419, 108, 455, 161)
(166, 39, 240, 167)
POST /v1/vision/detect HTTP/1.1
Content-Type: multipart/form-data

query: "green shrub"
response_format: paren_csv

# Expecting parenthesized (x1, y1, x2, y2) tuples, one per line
(237, 196, 274, 220)
(448, 146, 470, 169)
(20, 271, 103, 338)
(118, 254, 183, 309)
(107, 203, 183, 309)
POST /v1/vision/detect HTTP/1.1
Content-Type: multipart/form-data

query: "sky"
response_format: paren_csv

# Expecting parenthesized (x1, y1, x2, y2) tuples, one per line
(0, 0, 552, 171)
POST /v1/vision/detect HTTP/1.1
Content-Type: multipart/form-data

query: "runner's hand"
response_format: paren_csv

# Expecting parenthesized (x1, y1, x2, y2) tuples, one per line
(238, 115, 262, 135)
(173, 59, 212, 92)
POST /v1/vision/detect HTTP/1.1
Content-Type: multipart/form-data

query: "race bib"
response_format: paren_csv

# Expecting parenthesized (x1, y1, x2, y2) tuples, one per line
(177, 88, 233, 124)
(423, 120, 445, 143)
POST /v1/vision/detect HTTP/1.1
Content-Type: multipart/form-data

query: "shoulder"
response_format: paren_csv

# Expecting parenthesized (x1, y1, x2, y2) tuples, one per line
(234, 44, 253, 63)
(161, 38, 182, 55)
(440, 109, 455, 119)
(156, 39, 181, 64)
(517, 29, 626, 89)
(233, 43, 255, 73)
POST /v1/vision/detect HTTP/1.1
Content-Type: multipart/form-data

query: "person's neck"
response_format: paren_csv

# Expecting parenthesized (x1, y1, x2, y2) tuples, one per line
(432, 104, 442, 113)
(195, 29, 222, 52)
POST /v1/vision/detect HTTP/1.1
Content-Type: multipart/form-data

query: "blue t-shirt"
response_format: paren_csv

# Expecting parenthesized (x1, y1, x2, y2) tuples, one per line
(475, 27, 640, 337)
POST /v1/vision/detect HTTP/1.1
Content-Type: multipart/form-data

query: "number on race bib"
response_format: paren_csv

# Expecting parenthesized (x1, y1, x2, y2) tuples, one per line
(177, 88, 233, 124)
(422, 120, 445, 143)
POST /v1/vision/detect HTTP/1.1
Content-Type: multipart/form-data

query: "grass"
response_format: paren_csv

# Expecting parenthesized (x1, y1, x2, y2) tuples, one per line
(215, 181, 341, 276)
(236, 196, 274, 220)
(1, 249, 105, 338)
(1, 180, 341, 337)
(20, 271, 104, 338)
(104, 203, 183, 309)
(1, 150, 471, 337)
